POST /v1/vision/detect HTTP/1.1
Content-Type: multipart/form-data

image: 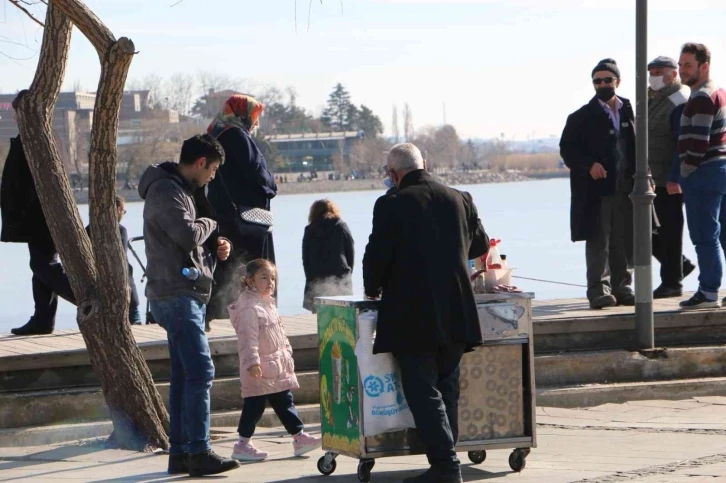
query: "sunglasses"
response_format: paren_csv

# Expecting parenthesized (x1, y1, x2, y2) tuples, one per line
(592, 77, 616, 85)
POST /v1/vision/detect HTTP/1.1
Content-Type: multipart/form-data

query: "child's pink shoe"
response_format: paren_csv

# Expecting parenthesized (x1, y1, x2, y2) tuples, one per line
(293, 431, 322, 457)
(232, 440, 268, 461)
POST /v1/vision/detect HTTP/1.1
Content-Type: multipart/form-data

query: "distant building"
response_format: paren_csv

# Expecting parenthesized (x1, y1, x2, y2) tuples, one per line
(267, 131, 365, 172)
(1, 89, 180, 179)
(0, 91, 95, 175)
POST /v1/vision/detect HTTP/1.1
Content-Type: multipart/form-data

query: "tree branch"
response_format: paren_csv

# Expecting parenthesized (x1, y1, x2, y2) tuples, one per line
(8, 0, 45, 27)
(52, 0, 116, 57)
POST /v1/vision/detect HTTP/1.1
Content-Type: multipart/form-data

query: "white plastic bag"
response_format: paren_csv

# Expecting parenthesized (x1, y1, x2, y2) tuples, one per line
(355, 310, 416, 436)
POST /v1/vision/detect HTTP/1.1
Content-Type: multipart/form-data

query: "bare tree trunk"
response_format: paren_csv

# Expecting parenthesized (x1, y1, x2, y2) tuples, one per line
(14, 1, 168, 450)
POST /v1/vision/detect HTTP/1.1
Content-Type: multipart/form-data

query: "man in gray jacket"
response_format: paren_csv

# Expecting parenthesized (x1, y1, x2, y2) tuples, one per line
(139, 134, 239, 477)
(647, 56, 696, 298)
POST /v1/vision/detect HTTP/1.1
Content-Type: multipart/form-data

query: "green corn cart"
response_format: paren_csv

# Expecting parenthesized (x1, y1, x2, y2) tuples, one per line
(315, 294, 537, 482)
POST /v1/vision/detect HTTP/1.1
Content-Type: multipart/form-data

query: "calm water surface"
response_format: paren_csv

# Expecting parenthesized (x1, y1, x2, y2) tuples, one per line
(0, 179, 701, 333)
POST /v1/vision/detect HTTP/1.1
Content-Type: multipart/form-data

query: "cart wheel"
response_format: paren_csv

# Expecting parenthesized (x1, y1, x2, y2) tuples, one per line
(357, 459, 375, 482)
(317, 455, 337, 476)
(468, 450, 487, 465)
(508, 450, 527, 473)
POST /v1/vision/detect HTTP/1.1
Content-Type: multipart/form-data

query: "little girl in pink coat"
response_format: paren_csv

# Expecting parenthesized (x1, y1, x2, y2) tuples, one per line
(229, 259, 322, 461)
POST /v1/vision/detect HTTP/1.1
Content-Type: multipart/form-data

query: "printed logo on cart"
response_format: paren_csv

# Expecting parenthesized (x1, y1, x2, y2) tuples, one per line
(364, 376, 385, 397)
(363, 373, 403, 398)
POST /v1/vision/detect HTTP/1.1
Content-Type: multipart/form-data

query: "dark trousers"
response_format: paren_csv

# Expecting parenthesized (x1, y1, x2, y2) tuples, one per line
(28, 240, 76, 331)
(237, 390, 304, 438)
(394, 344, 466, 475)
(652, 187, 691, 288)
(585, 194, 634, 301)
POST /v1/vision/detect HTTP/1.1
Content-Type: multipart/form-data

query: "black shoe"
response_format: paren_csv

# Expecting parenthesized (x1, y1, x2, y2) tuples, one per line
(188, 449, 240, 477)
(10, 320, 53, 336)
(403, 467, 463, 483)
(589, 294, 617, 309)
(167, 453, 188, 475)
(654, 284, 683, 299)
(683, 258, 696, 279)
(615, 292, 635, 306)
(679, 291, 721, 310)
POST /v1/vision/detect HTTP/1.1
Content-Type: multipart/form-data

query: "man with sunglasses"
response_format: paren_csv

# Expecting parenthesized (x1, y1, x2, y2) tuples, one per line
(676, 43, 726, 310)
(560, 58, 636, 309)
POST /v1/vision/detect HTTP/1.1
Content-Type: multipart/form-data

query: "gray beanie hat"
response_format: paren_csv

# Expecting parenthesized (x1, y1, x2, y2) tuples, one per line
(592, 58, 620, 79)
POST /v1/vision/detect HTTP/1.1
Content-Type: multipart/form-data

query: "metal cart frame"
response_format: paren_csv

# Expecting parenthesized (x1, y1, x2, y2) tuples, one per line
(315, 295, 537, 482)
(126, 236, 156, 325)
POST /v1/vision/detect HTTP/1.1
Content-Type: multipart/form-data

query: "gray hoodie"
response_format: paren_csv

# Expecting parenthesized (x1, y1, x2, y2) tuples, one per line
(139, 162, 219, 304)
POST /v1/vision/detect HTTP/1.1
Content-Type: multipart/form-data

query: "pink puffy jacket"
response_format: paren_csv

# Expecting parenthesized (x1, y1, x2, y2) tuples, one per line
(229, 290, 300, 398)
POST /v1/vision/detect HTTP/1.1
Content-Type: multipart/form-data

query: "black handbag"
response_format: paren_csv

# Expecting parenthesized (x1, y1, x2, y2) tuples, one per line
(215, 171, 274, 238)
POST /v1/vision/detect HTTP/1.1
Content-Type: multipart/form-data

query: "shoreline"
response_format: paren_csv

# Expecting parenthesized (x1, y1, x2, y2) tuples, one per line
(73, 169, 569, 204)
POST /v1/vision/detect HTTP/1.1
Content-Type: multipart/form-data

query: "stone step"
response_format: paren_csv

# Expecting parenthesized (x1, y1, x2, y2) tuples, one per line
(0, 404, 321, 448)
(538, 376, 726, 408)
(0, 372, 319, 430)
(6, 376, 726, 448)
(6, 345, 726, 429)
(535, 345, 726, 387)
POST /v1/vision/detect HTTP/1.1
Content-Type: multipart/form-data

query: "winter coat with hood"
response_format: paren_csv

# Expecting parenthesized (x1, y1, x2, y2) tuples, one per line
(229, 290, 299, 398)
(302, 217, 354, 312)
(138, 161, 226, 304)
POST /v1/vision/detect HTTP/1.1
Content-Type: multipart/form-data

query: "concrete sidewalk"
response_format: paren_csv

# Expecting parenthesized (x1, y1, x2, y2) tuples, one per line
(3, 397, 726, 482)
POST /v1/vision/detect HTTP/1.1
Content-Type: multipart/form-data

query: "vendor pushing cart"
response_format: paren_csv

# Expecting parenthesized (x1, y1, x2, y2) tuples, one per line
(315, 293, 536, 482)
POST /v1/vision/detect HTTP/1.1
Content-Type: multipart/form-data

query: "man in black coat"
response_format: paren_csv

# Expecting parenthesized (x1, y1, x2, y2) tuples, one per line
(560, 58, 636, 310)
(0, 90, 75, 335)
(363, 143, 489, 483)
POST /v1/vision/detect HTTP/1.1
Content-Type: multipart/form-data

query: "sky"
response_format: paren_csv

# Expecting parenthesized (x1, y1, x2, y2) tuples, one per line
(1, 0, 725, 140)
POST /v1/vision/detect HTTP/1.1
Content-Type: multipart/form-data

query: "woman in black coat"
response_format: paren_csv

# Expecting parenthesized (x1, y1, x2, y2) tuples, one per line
(205, 95, 278, 325)
(302, 199, 354, 313)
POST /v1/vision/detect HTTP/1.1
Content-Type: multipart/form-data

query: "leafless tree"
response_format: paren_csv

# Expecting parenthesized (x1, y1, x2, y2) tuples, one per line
(165, 72, 195, 115)
(10, 0, 169, 450)
(391, 105, 400, 144)
(403, 102, 413, 142)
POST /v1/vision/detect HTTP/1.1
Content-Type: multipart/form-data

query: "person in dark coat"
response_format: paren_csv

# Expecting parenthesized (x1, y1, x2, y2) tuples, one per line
(85, 195, 142, 324)
(1, 90, 76, 336)
(560, 58, 636, 310)
(205, 95, 278, 327)
(302, 199, 354, 313)
(363, 143, 489, 483)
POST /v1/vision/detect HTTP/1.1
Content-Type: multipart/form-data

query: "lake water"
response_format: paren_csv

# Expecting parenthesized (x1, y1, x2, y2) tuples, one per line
(0, 178, 701, 333)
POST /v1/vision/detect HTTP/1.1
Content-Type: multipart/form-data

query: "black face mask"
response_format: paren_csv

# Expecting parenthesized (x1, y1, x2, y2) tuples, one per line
(595, 87, 616, 101)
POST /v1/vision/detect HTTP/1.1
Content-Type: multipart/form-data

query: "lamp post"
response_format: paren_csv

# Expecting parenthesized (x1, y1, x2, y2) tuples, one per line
(631, 0, 656, 349)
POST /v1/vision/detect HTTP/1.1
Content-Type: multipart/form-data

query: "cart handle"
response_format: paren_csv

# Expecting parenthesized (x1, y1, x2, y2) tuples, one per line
(126, 236, 147, 282)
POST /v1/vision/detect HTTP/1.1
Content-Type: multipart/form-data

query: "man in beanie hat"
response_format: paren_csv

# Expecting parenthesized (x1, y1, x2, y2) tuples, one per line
(646, 55, 695, 298)
(560, 58, 636, 309)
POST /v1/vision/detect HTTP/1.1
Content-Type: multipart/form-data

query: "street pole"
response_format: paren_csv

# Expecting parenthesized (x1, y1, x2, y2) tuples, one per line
(631, 0, 655, 349)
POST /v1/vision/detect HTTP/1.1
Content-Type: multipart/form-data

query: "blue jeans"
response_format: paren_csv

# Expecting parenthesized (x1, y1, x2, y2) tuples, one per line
(682, 161, 726, 298)
(150, 295, 215, 455)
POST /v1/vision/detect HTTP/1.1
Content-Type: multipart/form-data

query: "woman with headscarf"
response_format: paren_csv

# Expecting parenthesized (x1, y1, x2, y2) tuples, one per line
(205, 95, 278, 327)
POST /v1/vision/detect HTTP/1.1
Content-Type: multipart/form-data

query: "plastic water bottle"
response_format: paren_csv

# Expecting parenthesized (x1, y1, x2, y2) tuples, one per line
(182, 267, 200, 281)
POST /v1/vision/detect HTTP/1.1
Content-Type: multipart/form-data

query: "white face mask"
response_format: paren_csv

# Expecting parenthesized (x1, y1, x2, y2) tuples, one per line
(649, 75, 666, 91)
